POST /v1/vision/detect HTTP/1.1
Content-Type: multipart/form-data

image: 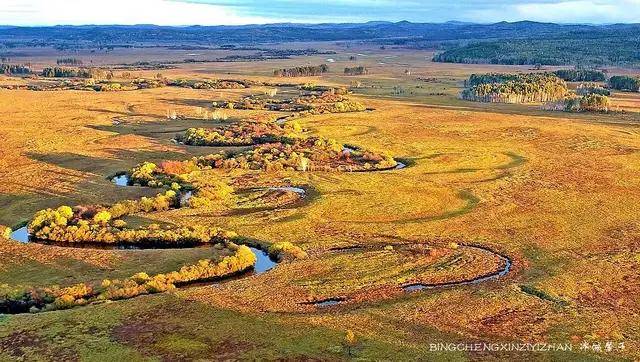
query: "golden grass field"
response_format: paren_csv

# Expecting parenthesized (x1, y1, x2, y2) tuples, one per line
(0, 45, 639, 360)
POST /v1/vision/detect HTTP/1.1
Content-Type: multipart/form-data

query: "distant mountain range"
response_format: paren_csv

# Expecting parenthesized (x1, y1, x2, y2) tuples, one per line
(1, 21, 639, 67)
(1, 21, 638, 46)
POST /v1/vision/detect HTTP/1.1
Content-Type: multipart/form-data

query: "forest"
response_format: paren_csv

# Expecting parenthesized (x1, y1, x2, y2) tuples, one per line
(433, 36, 640, 66)
(460, 73, 568, 103)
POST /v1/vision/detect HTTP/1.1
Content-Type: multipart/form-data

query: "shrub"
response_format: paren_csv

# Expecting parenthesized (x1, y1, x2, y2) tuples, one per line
(268, 242, 308, 260)
(158, 160, 199, 176)
(29, 205, 75, 232)
(130, 162, 158, 185)
(93, 211, 112, 225)
(0, 225, 12, 239)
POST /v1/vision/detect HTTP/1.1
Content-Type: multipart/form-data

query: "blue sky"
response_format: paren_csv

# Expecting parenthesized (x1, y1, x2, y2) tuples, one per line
(2, 0, 640, 26)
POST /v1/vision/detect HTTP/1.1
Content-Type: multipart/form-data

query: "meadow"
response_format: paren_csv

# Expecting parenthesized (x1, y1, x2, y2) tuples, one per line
(0, 43, 638, 360)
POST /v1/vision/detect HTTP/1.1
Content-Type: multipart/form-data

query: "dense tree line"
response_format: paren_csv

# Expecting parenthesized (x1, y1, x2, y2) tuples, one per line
(344, 66, 369, 76)
(56, 57, 83, 65)
(553, 69, 606, 82)
(273, 64, 328, 77)
(0, 63, 31, 75)
(461, 73, 568, 103)
(608, 75, 640, 92)
(41, 67, 92, 78)
(433, 37, 640, 67)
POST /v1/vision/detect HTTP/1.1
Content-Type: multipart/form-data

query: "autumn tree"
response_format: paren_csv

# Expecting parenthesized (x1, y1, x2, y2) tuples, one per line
(344, 329, 358, 356)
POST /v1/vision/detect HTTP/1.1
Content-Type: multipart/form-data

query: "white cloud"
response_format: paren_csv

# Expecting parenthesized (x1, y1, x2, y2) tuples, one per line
(513, 0, 640, 23)
(464, 0, 640, 23)
(2, 0, 640, 25)
(0, 0, 278, 26)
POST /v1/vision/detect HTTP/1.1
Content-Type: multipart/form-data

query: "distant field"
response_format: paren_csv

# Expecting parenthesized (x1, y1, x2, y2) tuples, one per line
(0, 44, 639, 360)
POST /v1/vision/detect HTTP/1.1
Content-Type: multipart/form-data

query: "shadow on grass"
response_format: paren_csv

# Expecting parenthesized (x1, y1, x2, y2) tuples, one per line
(334, 189, 480, 225)
(422, 151, 527, 176)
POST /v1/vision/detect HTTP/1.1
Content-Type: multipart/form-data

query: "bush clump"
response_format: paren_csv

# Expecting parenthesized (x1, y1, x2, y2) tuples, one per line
(186, 136, 397, 172)
(178, 121, 301, 147)
(27, 191, 237, 247)
(214, 88, 365, 115)
(0, 225, 12, 239)
(168, 78, 249, 89)
(268, 242, 308, 260)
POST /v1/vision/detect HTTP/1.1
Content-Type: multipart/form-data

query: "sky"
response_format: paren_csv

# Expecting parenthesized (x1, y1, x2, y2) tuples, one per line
(2, 0, 640, 26)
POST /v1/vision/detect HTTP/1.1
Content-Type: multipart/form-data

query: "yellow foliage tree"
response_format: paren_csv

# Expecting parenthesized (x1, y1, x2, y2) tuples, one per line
(344, 329, 357, 356)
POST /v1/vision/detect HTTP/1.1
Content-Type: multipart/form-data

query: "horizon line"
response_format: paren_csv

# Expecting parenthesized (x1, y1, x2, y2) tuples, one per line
(1, 20, 639, 28)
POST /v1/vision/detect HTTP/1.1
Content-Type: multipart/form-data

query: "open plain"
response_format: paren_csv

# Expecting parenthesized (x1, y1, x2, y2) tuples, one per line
(0, 42, 639, 361)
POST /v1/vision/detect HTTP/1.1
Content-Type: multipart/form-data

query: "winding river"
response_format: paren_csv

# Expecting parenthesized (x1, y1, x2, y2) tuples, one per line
(5, 118, 514, 314)
(401, 248, 512, 292)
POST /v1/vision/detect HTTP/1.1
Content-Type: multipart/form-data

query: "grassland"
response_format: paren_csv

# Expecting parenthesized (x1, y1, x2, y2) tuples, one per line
(0, 44, 639, 360)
